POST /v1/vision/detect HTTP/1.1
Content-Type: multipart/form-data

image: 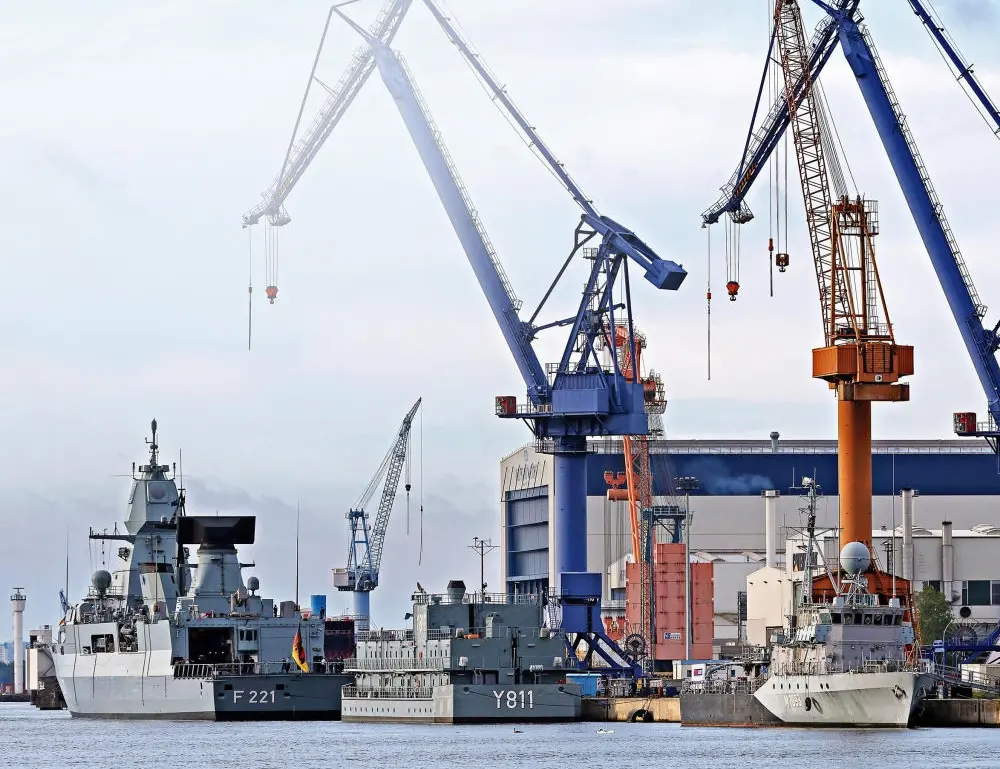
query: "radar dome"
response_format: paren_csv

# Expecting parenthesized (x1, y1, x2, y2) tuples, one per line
(840, 542, 871, 575)
(91, 569, 112, 594)
(247, 576, 260, 593)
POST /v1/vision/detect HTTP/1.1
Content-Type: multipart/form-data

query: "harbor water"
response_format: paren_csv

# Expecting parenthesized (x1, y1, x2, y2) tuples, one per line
(3, 704, 999, 768)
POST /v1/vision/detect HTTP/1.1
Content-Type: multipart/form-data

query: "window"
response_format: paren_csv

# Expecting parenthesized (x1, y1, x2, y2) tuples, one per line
(992, 582, 1000, 606)
(927, 581, 941, 593)
(962, 580, 991, 606)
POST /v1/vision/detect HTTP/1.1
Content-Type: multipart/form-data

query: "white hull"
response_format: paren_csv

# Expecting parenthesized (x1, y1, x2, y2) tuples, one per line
(753, 670, 934, 727)
(54, 651, 215, 719)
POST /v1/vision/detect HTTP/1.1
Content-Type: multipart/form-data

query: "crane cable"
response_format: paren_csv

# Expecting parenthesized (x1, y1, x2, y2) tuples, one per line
(418, 405, 424, 566)
(247, 226, 253, 351)
(706, 223, 712, 381)
(768, 0, 775, 298)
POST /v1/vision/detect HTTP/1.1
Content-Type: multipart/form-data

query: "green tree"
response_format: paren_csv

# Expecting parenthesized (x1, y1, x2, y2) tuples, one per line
(914, 584, 953, 645)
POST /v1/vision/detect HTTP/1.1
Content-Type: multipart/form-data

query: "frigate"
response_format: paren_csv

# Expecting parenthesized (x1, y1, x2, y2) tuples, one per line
(51, 420, 354, 720)
(340, 579, 582, 723)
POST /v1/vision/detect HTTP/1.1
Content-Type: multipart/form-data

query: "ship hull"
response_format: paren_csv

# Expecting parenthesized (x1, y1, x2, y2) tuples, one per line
(752, 671, 935, 728)
(679, 690, 782, 727)
(54, 654, 349, 720)
(342, 683, 582, 724)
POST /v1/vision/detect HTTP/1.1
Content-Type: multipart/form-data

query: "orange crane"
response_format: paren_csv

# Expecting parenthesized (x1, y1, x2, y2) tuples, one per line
(773, 0, 912, 583)
(601, 323, 665, 658)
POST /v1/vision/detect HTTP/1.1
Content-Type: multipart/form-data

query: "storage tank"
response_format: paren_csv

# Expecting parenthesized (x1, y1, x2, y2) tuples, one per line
(310, 594, 327, 619)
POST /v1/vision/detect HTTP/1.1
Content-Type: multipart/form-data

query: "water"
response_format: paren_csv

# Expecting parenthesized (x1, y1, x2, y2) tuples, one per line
(2, 705, 997, 768)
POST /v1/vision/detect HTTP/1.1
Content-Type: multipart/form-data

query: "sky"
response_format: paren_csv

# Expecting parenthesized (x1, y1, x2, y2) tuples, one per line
(1, 0, 999, 632)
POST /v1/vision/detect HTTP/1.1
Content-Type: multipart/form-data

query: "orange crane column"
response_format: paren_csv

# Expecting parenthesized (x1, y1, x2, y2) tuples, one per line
(837, 398, 872, 551)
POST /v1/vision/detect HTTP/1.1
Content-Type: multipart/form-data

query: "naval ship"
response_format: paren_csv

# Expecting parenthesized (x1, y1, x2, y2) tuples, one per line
(51, 420, 354, 720)
(340, 579, 582, 723)
(681, 485, 934, 727)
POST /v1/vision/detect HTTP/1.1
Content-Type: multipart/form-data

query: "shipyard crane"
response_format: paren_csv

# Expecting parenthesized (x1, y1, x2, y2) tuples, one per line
(247, 0, 686, 603)
(703, 0, 1000, 452)
(332, 397, 421, 632)
(764, 0, 913, 564)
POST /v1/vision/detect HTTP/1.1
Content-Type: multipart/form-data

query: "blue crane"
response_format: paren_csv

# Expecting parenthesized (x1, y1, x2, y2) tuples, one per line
(249, 0, 686, 595)
(333, 397, 421, 631)
(706, 0, 1000, 451)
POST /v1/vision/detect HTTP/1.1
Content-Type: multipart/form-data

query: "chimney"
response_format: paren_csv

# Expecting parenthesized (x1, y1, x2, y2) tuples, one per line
(10, 589, 25, 695)
(941, 521, 954, 600)
(900, 488, 917, 582)
(769, 431, 780, 453)
(762, 490, 780, 569)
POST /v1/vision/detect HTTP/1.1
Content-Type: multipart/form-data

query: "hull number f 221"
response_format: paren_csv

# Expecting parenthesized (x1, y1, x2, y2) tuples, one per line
(233, 690, 276, 705)
(493, 689, 534, 709)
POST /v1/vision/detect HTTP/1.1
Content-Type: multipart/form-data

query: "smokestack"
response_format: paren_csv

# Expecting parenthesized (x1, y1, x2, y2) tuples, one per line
(901, 488, 917, 582)
(11, 589, 25, 695)
(941, 521, 954, 600)
(769, 431, 780, 453)
(762, 490, 780, 568)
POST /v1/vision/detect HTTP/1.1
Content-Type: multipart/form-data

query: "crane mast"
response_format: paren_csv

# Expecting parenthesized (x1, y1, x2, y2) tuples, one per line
(333, 397, 421, 632)
(773, 0, 911, 557)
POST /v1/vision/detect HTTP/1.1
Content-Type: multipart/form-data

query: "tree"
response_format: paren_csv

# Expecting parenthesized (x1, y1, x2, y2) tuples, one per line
(914, 583, 953, 645)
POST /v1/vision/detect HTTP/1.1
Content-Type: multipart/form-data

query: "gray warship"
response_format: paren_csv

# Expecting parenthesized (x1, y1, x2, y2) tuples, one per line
(51, 420, 354, 720)
(341, 579, 582, 723)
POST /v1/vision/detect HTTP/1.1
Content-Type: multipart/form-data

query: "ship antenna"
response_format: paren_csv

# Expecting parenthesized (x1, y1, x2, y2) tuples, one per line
(295, 500, 301, 611)
(146, 419, 159, 467)
(177, 448, 186, 517)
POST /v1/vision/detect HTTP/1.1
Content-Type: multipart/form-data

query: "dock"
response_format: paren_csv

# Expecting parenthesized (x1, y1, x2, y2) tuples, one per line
(582, 697, 679, 723)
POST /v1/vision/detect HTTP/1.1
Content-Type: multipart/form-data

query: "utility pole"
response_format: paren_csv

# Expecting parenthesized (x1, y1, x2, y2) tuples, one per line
(468, 536, 498, 597)
(676, 476, 699, 661)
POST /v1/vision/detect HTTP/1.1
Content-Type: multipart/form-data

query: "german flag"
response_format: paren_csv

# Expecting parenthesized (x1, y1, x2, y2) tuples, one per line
(292, 627, 309, 673)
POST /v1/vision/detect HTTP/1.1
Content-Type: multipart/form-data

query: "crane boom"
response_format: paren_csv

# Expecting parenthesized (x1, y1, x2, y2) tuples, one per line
(367, 42, 549, 401)
(831, 12, 1000, 434)
(906, 0, 1000, 136)
(702, 0, 860, 226)
(242, 0, 415, 227)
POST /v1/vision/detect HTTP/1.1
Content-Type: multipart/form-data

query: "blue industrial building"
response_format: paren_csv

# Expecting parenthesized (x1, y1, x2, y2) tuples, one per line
(500, 438, 1000, 601)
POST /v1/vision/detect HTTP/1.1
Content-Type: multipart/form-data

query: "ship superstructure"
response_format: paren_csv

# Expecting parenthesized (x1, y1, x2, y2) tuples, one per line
(51, 421, 353, 720)
(341, 579, 582, 723)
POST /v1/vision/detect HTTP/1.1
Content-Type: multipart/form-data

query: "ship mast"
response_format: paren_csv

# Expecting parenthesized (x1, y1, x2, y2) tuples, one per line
(801, 477, 819, 606)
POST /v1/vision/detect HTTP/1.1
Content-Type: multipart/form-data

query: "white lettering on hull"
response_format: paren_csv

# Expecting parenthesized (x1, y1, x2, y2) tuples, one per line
(491, 689, 535, 709)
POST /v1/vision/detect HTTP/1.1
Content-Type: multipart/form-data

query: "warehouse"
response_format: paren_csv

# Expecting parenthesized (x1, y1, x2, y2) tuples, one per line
(499, 436, 1000, 644)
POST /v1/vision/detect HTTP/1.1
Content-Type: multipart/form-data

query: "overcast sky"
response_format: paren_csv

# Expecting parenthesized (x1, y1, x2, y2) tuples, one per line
(1, 0, 999, 631)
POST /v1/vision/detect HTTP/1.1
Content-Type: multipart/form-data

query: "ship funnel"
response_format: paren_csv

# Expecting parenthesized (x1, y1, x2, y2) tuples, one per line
(446, 580, 467, 602)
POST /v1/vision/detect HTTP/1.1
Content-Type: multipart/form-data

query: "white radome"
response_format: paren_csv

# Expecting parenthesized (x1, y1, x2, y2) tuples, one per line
(840, 541, 871, 575)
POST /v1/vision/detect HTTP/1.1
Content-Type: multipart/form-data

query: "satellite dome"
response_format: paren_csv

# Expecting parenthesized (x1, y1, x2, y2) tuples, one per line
(840, 542, 871, 575)
(92, 569, 112, 593)
(247, 576, 260, 593)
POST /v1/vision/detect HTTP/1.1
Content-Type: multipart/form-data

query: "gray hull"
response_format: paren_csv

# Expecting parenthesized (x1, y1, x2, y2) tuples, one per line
(342, 683, 582, 724)
(680, 690, 781, 727)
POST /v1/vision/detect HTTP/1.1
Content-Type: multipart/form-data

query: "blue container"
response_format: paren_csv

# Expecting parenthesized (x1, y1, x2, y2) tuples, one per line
(566, 672, 601, 697)
(310, 594, 327, 618)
